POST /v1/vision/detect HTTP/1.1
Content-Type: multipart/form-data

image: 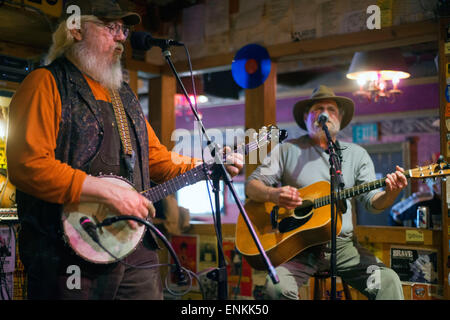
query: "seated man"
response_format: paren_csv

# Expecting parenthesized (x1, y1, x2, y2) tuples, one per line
(245, 85, 407, 300)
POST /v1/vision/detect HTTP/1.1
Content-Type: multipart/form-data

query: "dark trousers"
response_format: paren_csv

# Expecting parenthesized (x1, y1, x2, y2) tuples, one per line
(20, 229, 163, 300)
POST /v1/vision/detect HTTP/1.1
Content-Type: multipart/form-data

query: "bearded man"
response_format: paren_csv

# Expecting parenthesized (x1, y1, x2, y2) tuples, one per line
(6, 0, 242, 300)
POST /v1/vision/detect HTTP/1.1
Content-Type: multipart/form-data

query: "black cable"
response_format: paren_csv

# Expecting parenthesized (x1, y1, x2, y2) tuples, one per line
(164, 267, 205, 298)
(83, 215, 202, 297)
(91, 236, 196, 297)
(174, 44, 227, 300)
(181, 44, 227, 266)
(232, 251, 243, 300)
(98, 215, 183, 268)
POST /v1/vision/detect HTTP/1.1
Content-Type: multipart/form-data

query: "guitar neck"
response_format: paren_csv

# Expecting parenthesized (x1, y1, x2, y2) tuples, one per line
(314, 171, 412, 208)
(142, 136, 268, 203)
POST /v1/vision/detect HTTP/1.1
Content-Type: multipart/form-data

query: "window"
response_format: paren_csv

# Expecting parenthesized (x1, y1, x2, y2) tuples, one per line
(356, 141, 411, 226)
(176, 180, 224, 216)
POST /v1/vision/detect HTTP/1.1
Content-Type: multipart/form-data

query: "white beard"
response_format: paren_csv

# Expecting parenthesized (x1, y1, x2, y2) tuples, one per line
(66, 40, 123, 91)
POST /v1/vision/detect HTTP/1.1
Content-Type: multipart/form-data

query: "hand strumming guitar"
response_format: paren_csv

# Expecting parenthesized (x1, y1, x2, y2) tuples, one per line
(246, 179, 302, 210)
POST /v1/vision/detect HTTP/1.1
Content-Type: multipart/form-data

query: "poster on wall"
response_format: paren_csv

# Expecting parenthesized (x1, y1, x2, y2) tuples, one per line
(223, 239, 253, 298)
(170, 234, 198, 286)
(390, 246, 438, 284)
(0, 272, 13, 300)
(0, 226, 15, 300)
(198, 235, 218, 272)
(0, 226, 15, 273)
(196, 235, 219, 299)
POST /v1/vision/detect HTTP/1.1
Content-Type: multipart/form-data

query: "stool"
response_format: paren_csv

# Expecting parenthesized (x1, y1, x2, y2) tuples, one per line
(313, 271, 352, 300)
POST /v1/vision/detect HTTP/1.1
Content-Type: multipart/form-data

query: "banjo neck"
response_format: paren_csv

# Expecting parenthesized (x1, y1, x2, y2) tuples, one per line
(141, 126, 288, 204)
(142, 163, 211, 203)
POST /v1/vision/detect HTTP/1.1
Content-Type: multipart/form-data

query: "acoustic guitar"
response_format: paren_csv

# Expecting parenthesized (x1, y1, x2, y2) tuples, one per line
(235, 162, 450, 270)
(62, 126, 287, 264)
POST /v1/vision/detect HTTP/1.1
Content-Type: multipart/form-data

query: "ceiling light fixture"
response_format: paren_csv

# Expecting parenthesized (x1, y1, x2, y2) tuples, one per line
(346, 48, 410, 103)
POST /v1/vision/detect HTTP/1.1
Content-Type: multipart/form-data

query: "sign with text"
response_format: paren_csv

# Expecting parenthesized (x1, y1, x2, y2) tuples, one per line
(390, 246, 438, 284)
(352, 123, 378, 144)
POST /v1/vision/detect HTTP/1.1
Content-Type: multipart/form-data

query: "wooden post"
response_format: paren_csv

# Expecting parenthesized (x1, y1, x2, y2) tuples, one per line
(244, 63, 277, 178)
(148, 75, 176, 150)
(438, 16, 450, 300)
(127, 70, 139, 97)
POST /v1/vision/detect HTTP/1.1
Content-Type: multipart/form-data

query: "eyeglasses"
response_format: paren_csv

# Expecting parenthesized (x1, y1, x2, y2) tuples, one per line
(93, 21, 130, 38)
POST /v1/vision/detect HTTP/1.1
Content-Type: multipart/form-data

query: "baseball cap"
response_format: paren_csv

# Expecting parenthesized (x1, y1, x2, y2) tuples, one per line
(64, 0, 141, 26)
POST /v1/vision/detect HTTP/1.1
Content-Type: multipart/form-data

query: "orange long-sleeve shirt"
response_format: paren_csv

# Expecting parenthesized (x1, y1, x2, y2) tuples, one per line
(6, 68, 197, 205)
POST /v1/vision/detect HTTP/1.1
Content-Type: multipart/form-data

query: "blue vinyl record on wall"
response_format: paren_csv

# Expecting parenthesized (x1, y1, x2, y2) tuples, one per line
(231, 44, 271, 89)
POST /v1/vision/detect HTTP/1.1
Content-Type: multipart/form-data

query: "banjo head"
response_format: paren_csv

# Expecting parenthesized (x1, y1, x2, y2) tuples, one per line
(62, 176, 146, 264)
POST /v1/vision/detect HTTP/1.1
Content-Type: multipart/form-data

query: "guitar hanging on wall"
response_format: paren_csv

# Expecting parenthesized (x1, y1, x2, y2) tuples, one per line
(235, 161, 450, 270)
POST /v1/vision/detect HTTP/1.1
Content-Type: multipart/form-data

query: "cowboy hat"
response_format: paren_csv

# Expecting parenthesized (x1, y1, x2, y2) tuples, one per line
(293, 85, 354, 131)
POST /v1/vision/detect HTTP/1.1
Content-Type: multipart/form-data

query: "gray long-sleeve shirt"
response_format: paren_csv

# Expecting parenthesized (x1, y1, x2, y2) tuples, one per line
(247, 135, 383, 239)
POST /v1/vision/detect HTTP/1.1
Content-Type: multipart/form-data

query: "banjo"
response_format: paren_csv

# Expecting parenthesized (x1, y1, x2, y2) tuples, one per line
(61, 126, 287, 264)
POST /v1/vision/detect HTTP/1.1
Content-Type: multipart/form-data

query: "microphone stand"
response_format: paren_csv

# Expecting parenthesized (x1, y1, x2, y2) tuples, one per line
(160, 45, 279, 300)
(320, 121, 344, 300)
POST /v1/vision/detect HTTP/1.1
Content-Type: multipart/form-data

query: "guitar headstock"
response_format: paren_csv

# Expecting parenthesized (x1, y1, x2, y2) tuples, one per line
(231, 125, 288, 156)
(256, 125, 288, 147)
(409, 159, 450, 181)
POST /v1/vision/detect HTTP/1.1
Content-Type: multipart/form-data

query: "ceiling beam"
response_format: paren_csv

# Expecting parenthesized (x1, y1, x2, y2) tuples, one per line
(0, 41, 45, 60)
(161, 20, 438, 74)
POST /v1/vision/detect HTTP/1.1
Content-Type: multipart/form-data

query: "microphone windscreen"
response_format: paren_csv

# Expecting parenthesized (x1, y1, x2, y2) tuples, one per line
(318, 112, 329, 123)
(130, 31, 151, 50)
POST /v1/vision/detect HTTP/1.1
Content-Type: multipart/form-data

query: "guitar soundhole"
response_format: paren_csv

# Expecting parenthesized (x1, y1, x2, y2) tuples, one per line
(278, 200, 314, 233)
(294, 200, 313, 218)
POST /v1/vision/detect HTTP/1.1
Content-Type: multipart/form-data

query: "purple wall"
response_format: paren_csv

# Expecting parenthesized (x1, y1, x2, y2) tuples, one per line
(175, 82, 440, 224)
(176, 82, 439, 130)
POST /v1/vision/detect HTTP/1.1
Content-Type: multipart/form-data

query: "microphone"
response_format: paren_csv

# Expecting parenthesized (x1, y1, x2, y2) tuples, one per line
(79, 216, 99, 243)
(130, 31, 184, 51)
(316, 112, 329, 127)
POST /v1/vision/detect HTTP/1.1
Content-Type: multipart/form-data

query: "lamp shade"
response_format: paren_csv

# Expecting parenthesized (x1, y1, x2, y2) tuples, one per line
(346, 48, 410, 81)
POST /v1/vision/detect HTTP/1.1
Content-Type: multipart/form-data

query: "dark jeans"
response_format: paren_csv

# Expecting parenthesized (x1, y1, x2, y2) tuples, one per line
(20, 228, 163, 300)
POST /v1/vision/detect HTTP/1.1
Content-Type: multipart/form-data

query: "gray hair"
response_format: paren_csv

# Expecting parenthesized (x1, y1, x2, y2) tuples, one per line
(43, 15, 103, 65)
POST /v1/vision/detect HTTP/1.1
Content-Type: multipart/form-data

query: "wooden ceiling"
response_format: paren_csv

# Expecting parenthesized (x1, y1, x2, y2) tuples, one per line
(0, 5, 54, 49)
(0, 1, 439, 96)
